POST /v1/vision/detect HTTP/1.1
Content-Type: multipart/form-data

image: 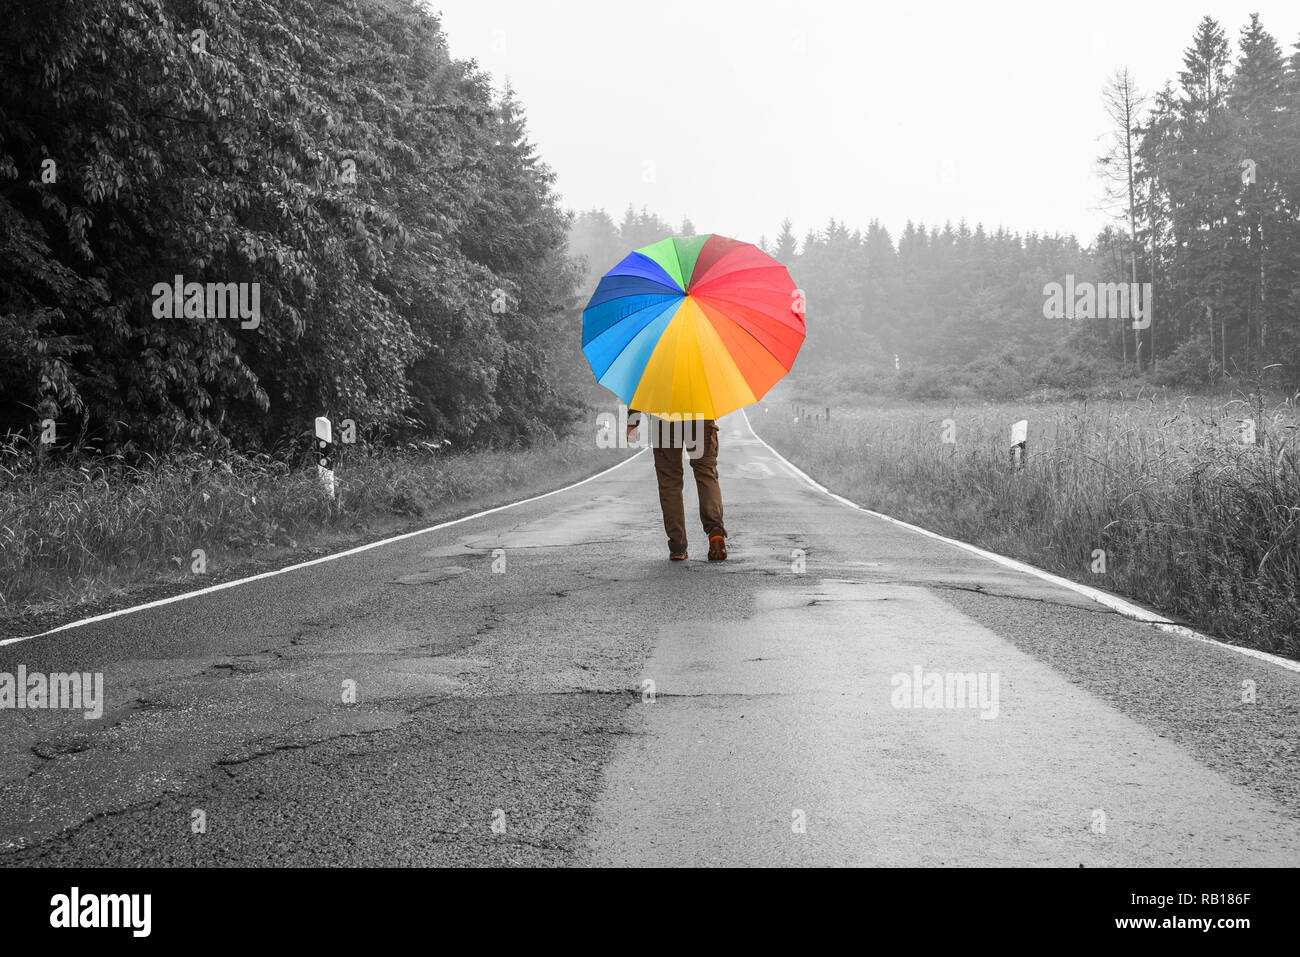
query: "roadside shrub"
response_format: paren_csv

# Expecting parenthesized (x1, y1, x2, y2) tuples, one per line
(905, 366, 956, 400)
(1152, 339, 1214, 387)
(1031, 352, 1101, 394)
(957, 355, 1027, 401)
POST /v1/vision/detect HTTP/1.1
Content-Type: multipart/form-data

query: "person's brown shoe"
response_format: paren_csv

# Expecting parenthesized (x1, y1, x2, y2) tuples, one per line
(670, 551, 687, 561)
(708, 535, 727, 561)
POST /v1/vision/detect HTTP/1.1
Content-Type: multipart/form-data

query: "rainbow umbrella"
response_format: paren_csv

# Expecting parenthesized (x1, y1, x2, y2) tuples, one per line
(582, 234, 805, 419)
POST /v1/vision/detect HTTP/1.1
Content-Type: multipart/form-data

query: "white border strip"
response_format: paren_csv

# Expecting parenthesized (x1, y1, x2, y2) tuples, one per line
(741, 410, 1300, 675)
(2, 450, 647, 648)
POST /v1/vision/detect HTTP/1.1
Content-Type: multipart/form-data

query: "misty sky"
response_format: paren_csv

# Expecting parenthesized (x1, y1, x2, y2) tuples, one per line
(434, 1, 1300, 246)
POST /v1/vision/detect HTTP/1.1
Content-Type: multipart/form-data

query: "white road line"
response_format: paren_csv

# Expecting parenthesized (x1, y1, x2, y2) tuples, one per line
(2, 450, 647, 648)
(740, 409, 1300, 675)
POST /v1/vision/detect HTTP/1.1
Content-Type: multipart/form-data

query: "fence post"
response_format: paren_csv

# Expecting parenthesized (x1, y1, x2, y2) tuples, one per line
(1010, 420, 1028, 470)
(315, 416, 335, 497)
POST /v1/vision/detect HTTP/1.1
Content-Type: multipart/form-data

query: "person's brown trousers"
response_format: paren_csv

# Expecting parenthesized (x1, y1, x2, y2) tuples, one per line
(649, 417, 726, 556)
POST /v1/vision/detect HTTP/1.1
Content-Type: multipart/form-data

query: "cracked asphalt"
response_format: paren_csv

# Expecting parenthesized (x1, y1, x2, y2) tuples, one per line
(2, 413, 1299, 867)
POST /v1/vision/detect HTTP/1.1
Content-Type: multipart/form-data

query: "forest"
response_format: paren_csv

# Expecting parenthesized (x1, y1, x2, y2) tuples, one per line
(1, 0, 578, 454)
(6, 5, 1300, 459)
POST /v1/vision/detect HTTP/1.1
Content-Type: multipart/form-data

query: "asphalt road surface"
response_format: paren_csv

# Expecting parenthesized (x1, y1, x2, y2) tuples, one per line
(2, 413, 1299, 867)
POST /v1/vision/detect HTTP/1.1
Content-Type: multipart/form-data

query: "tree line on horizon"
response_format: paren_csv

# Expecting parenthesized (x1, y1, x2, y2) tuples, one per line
(574, 14, 1300, 399)
(570, 206, 1101, 398)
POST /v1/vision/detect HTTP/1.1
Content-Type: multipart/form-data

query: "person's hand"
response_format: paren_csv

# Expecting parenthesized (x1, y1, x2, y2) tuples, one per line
(626, 425, 639, 444)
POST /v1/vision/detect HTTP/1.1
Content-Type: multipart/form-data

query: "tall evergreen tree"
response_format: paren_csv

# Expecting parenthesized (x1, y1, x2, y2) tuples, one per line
(773, 219, 799, 264)
(1228, 15, 1291, 361)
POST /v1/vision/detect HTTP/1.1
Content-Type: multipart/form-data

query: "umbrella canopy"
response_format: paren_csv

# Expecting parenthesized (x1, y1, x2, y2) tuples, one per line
(581, 234, 804, 419)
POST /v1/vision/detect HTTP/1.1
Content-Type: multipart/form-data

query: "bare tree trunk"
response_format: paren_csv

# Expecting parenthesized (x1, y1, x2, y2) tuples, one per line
(1208, 301, 1214, 378)
(1147, 175, 1157, 371)
(1101, 69, 1147, 369)
(1125, 88, 1139, 368)
(1259, 217, 1267, 357)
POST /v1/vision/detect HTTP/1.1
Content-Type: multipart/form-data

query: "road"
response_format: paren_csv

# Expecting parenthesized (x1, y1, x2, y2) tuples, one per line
(2, 412, 1299, 867)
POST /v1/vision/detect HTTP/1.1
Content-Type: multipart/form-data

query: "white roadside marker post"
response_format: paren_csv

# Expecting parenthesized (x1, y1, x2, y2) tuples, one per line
(1010, 419, 1028, 470)
(315, 416, 335, 497)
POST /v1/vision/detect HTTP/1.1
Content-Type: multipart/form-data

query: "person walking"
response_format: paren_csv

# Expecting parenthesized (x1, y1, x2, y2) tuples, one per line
(627, 409, 727, 562)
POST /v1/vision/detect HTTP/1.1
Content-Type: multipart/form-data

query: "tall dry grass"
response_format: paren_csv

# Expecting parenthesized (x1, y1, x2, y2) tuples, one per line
(0, 435, 625, 619)
(756, 395, 1300, 658)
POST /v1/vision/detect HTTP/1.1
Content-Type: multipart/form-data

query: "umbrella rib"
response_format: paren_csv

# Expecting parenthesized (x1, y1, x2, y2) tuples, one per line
(693, 290, 805, 334)
(691, 263, 790, 289)
(693, 301, 754, 416)
(593, 296, 684, 387)
(694, 297, 792, 394)
(691, 245, 765, 287)
(672, 240, 688, 294)
(586, 294, 681, 349)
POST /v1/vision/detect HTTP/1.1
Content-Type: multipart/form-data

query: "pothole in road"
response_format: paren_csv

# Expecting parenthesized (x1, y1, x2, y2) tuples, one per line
(419, 545, 479, 559)
(416, 634, 481, 657)
(391, 566, 470, 586)
(30, 740, 92, 761)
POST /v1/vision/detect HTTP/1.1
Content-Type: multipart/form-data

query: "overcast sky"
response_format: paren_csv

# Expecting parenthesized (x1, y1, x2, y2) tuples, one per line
(434, 1, 1300, 246)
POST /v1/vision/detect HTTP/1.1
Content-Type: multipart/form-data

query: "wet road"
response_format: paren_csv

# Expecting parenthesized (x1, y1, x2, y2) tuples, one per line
(2, 412, 1299, 866)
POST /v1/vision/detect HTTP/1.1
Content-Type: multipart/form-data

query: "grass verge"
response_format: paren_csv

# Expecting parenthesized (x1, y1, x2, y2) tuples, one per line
(0, 432, 630, 633)
(752, 387, 1300, 659)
